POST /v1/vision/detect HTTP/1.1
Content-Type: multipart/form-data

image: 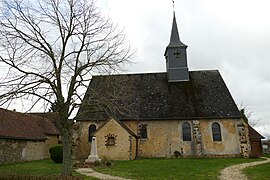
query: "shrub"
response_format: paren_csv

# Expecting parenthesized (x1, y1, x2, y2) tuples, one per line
(49, 144, 63, 163)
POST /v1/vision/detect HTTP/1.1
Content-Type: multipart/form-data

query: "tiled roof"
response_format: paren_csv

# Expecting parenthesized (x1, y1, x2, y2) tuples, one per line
(29, 112, 59, 125)
(0, 108, 59, 140)
(249, 126, 265, 140)
(93, 118, 137, 137)
(76, 70, 240, 121)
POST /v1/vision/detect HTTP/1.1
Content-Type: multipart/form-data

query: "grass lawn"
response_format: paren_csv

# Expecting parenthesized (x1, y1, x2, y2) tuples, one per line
(243, 156, 270, 180)
(0, 159, 97, 179)
(0, 158, 264, 180)
(243, 162, 270, 180)
(93, 158, 262, 180)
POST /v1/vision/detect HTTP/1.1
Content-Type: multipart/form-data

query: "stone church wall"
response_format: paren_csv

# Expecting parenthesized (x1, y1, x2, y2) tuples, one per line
(75, 118, 243, 160)
(126, 120, 194, 158)
(73, 121, 103, 159)
(94, 119, 136, 160)
(200, 119, 241, 156)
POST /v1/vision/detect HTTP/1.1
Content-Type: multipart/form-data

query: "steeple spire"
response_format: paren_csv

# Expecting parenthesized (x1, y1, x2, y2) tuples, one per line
(164, 11, 189, 82)
(168, 12, 187, 47)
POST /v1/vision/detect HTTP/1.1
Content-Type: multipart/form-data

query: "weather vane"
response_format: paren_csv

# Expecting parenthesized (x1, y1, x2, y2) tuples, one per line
(172, 0, 175, 12)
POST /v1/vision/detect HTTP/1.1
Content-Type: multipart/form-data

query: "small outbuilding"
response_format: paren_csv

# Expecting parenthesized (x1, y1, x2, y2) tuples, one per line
(0, 108, 59, 164)
(248, 126, 265, 158)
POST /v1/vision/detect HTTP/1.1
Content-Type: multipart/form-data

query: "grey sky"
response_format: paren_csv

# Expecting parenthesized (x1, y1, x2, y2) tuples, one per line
(98, 0, 270, 136)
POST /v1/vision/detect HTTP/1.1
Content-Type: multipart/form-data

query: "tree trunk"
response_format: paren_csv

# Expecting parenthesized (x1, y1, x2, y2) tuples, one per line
(61, 128, 73, 176)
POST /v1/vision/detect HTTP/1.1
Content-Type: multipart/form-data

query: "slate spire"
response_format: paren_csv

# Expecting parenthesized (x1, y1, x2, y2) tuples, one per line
(168, 12, 187, 47)
(164, 12, 189, 82)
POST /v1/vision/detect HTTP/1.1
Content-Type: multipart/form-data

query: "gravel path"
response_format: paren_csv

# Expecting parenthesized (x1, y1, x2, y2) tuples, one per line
(219, 157, 270, 180)
(76, 168, 130, 180)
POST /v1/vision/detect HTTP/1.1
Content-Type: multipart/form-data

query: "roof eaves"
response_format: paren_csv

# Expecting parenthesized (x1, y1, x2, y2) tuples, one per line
(0, 135, 47, 141)
(120, 116, 241, 121)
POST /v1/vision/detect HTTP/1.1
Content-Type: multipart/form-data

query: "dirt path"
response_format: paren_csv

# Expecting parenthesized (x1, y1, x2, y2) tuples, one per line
(219, 157, 270, 180)
(76, 168, 130, 180)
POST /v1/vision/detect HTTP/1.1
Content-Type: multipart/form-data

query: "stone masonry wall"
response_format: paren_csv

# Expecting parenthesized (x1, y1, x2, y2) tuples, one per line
(95, 119, 136, 160)
(200, 119, 241, 156)
(236, 119, 250, 157)
(0, 139, 45, 164)
(0, 137, 59, 164)
(0, 139, 27, 164)
(75, 118, 242, 160)
(192, 120, 202, 156)
(73, 121, 103, 159)
(22, 141, 46, 161)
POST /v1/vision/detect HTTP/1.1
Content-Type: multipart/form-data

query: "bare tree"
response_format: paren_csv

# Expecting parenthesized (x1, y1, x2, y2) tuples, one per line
(239, 104, 260, 127)
(0, 0, 132, 175)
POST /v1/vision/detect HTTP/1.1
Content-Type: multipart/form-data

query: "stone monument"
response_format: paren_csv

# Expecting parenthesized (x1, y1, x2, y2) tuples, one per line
(85, 136, 101, 163)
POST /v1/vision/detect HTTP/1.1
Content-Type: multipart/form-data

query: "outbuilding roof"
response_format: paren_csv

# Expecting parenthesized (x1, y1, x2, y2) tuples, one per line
(249, 126, 265, 140)
(0, 108, 59, 141)
(76, 70, 240, 121)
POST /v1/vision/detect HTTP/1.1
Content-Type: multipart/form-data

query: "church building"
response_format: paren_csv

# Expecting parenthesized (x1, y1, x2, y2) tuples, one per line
(74, 13, 251, 160)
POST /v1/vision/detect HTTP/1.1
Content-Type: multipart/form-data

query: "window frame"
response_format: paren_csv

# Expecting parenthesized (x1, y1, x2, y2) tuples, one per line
(139, 124, 148, 139)
(106, 136, 115, 146)
(182, 122, 192, 141)
(212, 122, 222, 141)
(88, 124, 97, 143)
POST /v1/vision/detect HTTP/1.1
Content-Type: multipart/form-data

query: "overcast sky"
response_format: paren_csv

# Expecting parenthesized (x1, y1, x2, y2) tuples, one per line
(97, 0, 270, 136)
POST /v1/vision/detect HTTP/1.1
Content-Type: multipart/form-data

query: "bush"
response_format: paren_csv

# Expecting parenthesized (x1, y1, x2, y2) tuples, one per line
(49, 144, 63, 163)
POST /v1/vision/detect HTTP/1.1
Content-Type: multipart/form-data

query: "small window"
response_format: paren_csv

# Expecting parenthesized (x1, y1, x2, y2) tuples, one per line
(182, 122, 191, 141)
(106, 137, 115, 146)
(88, 124, 96, 142)
(212, 122, 222, 141)
(105, 134, 117, 146)
(139, 124, 148, 139)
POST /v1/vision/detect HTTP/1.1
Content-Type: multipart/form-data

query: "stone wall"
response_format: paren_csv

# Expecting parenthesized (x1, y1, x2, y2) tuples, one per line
(21, 141, 46, 161)
(126, 120, 194, 158)
(200, 119, 241, 156)
(75, 118, 242, 160)
(94, 119, 136, 160)
(0, 139, 27, 164)
(0, 139, 44, 164)
(0, 136, 59, 164)
(236, 119, 250, 157)
(73, 121, 103, 159)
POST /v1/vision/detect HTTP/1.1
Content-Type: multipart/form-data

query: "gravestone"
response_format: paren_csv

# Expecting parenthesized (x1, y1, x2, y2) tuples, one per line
(85, 136, 101, 163)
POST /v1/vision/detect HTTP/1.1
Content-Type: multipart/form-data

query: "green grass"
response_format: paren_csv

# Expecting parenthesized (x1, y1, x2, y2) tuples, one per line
(0, 158, 264, 180)
(243, 156, 270, 180)
(243, 162, 270, 180)
(0, 159, 61, 175)
(93, 158, 262, 180)
(0, 159, 96, 179)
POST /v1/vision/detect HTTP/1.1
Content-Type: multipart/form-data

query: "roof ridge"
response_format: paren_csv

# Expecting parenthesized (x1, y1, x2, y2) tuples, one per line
(91, 70, 220, 78)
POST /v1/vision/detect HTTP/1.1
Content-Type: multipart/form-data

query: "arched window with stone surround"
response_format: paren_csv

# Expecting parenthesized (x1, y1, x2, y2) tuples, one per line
(212, 122, 222, 141)
(182, 122, 191, 141)
(88, 124, 96, 142)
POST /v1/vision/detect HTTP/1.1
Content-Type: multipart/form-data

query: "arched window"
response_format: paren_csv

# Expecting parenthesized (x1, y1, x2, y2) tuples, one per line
(182, 122, 191, 141)
(212, 123, 222, 141)
(88, 124, 96, 142)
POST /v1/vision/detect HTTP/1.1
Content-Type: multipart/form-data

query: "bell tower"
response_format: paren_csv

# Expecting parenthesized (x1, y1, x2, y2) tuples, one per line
(164, 12, 189, 82)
